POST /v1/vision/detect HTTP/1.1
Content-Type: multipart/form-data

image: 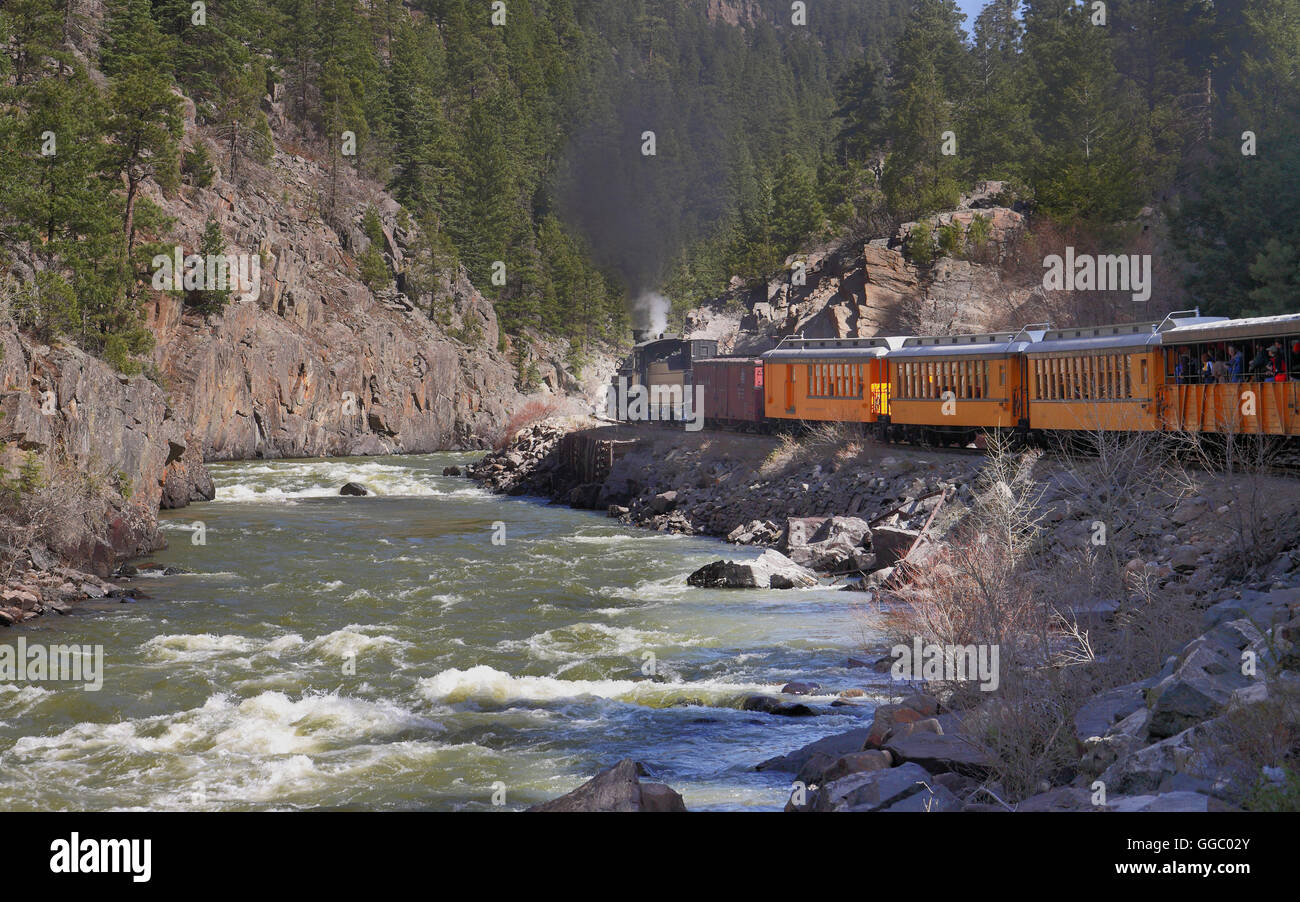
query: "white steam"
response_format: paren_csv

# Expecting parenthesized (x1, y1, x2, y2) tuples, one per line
(634, 292, 670, 336)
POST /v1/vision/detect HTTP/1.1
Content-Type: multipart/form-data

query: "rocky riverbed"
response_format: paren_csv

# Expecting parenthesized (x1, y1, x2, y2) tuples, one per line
(471, 418, 1300, 812)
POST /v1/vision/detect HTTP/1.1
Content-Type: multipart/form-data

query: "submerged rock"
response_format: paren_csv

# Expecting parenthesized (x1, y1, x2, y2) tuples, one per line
(686, 549, 817, 590)
(528, 759, 687, 812)
(741, 695, 816, 717)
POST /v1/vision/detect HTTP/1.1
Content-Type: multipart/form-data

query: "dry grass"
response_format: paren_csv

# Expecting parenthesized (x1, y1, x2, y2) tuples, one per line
(758, 422, 875, 479)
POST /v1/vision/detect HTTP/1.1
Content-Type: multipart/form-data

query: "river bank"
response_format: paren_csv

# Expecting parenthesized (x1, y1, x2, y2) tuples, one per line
(470, 417, 1300, 812)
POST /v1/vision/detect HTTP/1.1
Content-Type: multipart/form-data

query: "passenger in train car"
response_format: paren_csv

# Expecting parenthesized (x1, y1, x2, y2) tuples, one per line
(1175, 350, 1193, 384)
(1200, 351, 1214, 383)
(1211, 348, 1230, 383)
(1266, 347, 1287, 381)
(1292, 341, 1300, 379)
(1228, 345, 1245, 382)
(1250, 343, 1270, 380)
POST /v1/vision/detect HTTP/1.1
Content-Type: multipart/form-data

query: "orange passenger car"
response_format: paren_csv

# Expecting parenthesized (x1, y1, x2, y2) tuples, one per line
(761, 338, 901, 425)
(1158, 313, 1300, 436)
(1024, 323, 1165, 434)
(882, 333, 1037, 445)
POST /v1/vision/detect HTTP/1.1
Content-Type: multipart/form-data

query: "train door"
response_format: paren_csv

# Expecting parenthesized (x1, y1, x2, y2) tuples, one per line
(1013, 357, 1029, 425)
(784, 364, 796, 414)
(870, 358, 890, 416)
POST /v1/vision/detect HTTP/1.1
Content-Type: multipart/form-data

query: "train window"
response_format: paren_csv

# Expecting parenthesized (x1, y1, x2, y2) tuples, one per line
(807, 361, 865, 400)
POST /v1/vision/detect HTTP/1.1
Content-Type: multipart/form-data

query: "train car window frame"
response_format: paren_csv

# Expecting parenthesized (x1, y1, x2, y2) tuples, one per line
(806, 361, 865, 401)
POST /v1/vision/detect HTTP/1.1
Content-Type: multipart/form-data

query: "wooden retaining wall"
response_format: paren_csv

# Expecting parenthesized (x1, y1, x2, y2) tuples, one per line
(557, 431, 639, 484)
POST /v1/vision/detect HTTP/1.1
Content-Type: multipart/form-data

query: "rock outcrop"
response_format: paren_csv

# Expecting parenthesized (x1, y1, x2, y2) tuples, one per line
(0, 329, 207, 567)
(529, 759, 687, 812)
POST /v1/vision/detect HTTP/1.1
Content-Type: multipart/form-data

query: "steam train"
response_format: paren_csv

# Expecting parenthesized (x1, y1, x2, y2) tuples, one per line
(612, 312, 1300, 443)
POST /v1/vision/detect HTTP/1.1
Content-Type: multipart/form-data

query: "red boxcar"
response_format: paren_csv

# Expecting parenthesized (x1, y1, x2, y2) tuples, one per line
(694, 357, 765, 427)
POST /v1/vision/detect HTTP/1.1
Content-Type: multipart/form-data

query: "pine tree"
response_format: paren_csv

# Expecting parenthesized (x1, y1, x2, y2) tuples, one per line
(1023, 0, 1140, 223)
(963, 0, 1037, 182)
(188, 219, 232, 314)
(879, 0, 969, 217)
(101, 0, 183, 258)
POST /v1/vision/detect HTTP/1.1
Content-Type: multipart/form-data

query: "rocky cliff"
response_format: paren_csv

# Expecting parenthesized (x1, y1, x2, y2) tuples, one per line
(0, 69, 606, 580)
(684, 182, 1035, 352)
(143, 91, 600, 467)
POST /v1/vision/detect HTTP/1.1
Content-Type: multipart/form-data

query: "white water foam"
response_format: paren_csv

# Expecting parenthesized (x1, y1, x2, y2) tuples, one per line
(209, 459, 486, 504)
(417, 664, 769, 709)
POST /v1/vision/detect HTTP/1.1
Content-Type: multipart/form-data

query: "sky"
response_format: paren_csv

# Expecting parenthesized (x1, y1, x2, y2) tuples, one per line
(955, 0, 988, 32)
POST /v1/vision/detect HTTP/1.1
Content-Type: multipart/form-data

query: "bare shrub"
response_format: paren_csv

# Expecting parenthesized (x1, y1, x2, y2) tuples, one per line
(968, 665, 1097, 803)
(1049, 426, 1194, 597)
(1174, 428, 1295, 579)
(493, 399, 565, 451)
(885, 432, 1049, 694)
(0, 453, 115, 579)
(759, 432, 800, 479)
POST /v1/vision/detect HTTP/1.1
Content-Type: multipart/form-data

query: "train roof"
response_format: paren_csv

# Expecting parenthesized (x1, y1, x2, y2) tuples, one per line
(762, 336, 907, 361)
(887, 331, 1038, 359)
(1160, 312, 1300, 344)
(1027, 321, 1164, 354)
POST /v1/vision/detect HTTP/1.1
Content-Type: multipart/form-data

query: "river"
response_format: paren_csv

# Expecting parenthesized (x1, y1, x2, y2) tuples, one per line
(0, 455, 887, 811)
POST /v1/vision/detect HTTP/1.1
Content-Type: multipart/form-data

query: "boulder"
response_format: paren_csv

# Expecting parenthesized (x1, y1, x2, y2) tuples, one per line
(755, 728, 873, 773)
(1170, 545, 1201, 572)
(812, 762, 934, 812)
(872, 525, 922, 568)
(1082, 706, 1150, 775)
(649, 491, 679, 514)
(1105, 792, 1218, 813)
(782, 516, 873, 571)
(884, 732, 992, 778)
(1075, 679, 1153, 744)
(901, 693, 941, 717)
(1146, 642, 1252, 739)
(686, 550, 817, 590)
(1014, 786, 1095, 811)
(816, 750, 894, 785)
(528, 759, 686, 812)
(1098, 724, 1203, 795)
(865, 703, 924, 746)
(339, 482, 370, 497)
(882, 781, 962, 812)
